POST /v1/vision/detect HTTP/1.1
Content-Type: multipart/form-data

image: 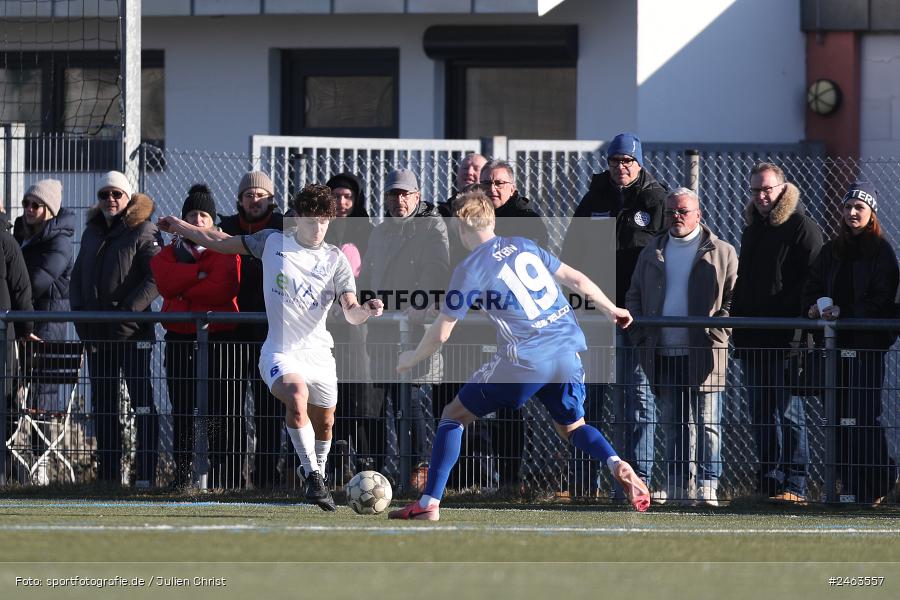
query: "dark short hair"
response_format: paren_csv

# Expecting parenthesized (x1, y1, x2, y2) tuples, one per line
(291, 184, 336, 218)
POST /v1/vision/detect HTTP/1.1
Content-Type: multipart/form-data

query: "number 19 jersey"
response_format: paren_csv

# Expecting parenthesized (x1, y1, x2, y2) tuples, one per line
(442, 236, 587, 364)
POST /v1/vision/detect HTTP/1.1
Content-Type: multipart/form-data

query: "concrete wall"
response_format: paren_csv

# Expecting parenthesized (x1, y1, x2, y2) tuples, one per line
(142, 0, 807, 152)
(636, 0, 806, 143)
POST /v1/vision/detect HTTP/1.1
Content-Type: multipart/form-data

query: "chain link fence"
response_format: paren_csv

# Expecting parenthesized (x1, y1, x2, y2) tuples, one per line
(3, 133, 900, 502)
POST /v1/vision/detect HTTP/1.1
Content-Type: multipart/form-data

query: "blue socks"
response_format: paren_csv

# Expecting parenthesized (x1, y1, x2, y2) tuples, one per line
(570, 424, 616, 464)
(422, 418, 465, 500)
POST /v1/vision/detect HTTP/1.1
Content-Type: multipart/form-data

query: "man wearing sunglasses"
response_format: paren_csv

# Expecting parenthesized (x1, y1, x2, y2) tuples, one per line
(560, 132, 667, 503)
(71, 170, 160, 487)
(626, 188, 737, 507)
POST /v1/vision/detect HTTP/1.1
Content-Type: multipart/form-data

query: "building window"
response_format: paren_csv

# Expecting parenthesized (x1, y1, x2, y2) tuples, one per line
(425, 25, 578, 139)
(282, 49, 399, 137)
(0, 50, 164, 169)
(463, 67, 575, 139)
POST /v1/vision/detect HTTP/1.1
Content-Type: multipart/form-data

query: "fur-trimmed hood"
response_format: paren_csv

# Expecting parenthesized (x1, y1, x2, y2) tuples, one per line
(743, 182, 801, 227)
(87, 192, 155, 229)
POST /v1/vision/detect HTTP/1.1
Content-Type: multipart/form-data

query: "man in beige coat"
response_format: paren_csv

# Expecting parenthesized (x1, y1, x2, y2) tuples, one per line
(625, 187, 737, 506)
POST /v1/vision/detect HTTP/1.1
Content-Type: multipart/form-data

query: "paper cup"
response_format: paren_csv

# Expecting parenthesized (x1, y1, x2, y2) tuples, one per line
(817, 297, 833, 313)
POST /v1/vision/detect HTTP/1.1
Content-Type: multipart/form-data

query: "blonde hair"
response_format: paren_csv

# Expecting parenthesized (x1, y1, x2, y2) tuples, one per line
(453, 189, 495, 232)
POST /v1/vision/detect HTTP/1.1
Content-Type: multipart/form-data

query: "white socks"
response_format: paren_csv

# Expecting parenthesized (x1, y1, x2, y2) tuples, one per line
(606, 455, 623, 473)
(419, 494, 440, 509)
(315, 439, 331, 475)
(286, 422, 318, 477)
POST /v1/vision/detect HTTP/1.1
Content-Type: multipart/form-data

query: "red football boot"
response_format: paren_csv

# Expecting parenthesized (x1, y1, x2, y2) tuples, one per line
(387, 501, 440, 521)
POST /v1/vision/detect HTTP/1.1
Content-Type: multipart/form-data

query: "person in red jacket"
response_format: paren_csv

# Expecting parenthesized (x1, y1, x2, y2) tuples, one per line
(151, 184, 241, 490)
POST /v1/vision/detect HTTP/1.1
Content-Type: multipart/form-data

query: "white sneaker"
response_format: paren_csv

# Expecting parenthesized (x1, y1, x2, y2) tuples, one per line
(697, 484, 719, 507)
(650, 489, 668, 505)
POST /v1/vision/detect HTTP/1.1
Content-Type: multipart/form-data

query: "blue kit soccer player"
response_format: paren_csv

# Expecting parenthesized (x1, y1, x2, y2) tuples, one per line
(389, 190, 650, 520)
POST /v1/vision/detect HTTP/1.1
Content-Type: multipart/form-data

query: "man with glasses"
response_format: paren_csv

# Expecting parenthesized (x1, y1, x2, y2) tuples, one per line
(480, 159, 548, 247)
(71, 171, 160, 486)
(359, 169, 450, 485)
(626, 188, 737, 506)
(731, 162, 823, 504)
(473, 159, 549, 489)
(219, 171, 286, 489)
(561, 132, 666, 501)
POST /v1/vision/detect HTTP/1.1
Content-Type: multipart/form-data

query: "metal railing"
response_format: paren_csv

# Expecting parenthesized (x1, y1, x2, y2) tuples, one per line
(2, 310, 898, 504)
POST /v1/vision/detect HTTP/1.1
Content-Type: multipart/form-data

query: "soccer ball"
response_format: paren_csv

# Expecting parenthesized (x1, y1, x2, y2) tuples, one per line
(346, 470, 392, 515)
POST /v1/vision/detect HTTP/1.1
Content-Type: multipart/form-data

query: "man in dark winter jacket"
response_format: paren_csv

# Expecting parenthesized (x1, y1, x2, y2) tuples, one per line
(438, 153, 486, 217)
(731, 162, 823, 504)
(477, 159, 549, 487)
(218, 170, 285, 489)
(561, 132, 667, 500)
(1, 225, 34, 338)
(480, 159, 548, 247)
(360, 169, 450, 483)
(71, 171, 160, 486)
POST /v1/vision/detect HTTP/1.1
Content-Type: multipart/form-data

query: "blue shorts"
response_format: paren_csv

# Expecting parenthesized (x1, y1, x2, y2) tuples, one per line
(458, 352, 586, 426)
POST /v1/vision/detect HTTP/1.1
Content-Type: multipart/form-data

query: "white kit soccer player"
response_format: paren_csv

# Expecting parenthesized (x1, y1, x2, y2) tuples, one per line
(158, 184, 383, 510)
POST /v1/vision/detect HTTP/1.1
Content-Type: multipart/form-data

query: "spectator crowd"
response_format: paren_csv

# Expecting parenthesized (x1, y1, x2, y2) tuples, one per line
(2, 132, 898, 507)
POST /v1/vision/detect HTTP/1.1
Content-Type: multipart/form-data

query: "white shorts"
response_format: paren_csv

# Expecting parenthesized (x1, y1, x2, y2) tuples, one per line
(258, 347, 338, 409)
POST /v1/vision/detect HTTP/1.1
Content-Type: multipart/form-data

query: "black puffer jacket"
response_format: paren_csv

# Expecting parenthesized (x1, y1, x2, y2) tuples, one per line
(219, 206, 284, 315)
(14, 208, 75, 340)
(561, 168, 667, 305)
(0, 229, 34, 339)
(494, 192, 549, 248)
(71, 194, 160, 341)
(324, 172, 373, 260)
(802, 233, 899, 350)
(731, 184, 824, 348)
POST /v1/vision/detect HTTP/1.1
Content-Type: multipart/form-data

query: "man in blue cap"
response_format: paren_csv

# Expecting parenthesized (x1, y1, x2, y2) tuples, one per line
(560, 132, 667, 502)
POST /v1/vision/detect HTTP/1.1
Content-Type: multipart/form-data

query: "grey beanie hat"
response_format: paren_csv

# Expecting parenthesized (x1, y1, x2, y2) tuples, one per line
(24, 178, 63, 216)
(238, 171, 275, 199)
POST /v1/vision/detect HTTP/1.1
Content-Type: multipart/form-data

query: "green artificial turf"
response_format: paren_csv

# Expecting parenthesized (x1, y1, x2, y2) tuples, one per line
(0, 498, 897, 599)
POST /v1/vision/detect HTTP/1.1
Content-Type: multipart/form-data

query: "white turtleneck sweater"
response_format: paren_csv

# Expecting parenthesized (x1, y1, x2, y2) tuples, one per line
(659, 224, 702, 356)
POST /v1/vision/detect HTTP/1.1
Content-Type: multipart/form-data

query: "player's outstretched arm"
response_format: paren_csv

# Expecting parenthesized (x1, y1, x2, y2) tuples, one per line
(397, 313, 457, 373)
(340, 293, 384, 325)
(157, 216, 249, 255)
(553, 262, 633, 328)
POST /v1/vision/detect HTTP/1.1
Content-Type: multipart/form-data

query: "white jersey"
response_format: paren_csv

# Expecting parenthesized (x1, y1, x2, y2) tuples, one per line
(243, 229, 355, 353)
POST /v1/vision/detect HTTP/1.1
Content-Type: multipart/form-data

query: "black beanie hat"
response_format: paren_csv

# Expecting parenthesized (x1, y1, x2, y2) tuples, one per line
(182, 183, 217, 219)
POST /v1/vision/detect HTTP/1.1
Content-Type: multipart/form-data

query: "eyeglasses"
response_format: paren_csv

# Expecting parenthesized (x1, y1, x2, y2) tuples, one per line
(386, 190, 417, 199)
(748, 183, 784, 196)
(664, 208, 697, 217)
(481, 180, 511, 188)
(241, 191, 271, 200)
(608, 156, 637, 167)
(97, 189, 124, 200)
(22, 199, 45, 210)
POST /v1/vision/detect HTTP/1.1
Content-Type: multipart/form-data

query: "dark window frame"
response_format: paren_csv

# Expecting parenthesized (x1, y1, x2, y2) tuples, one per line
(423, 25, 578, 139)
(281, 48, 399, 138)
(444, 57, 576, 140)
(0, 49, 164, 171)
